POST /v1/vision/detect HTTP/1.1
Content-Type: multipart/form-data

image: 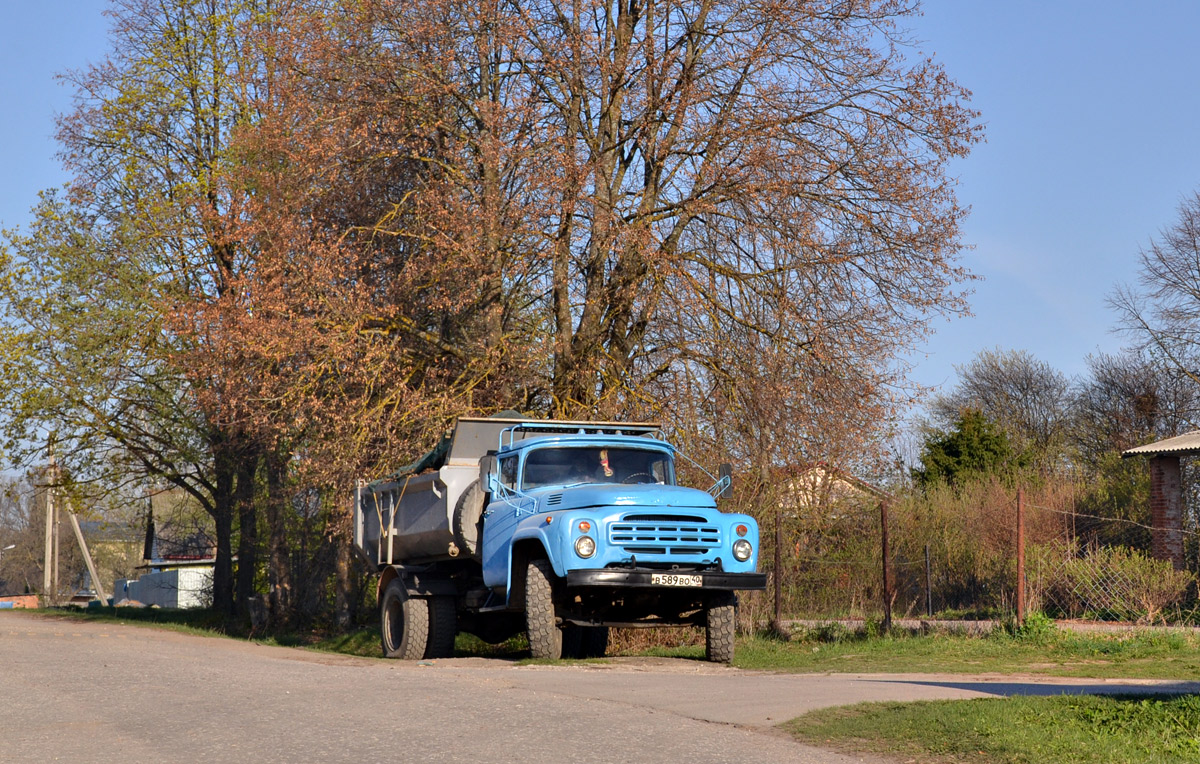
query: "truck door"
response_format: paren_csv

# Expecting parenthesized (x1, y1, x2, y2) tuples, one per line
(481, 454, 529, 591)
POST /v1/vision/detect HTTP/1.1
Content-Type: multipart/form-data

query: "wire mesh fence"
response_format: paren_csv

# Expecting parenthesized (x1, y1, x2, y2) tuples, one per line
(739, 477, 1200, 631)
(1025, 499, 1197, 624)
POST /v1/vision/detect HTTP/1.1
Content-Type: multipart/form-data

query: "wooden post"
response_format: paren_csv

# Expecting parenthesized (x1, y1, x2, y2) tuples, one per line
(43, 477, 54, 601)
(68, 510, 108, 605)
(1016, 487, 1026, 623)
(53, 489, 60, 601)
(880, 499, 892, 632)
(772, 504, 783, 631)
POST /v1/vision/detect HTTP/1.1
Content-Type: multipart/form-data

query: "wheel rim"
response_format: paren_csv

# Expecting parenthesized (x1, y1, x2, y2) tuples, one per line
(384, 594, 403, 651)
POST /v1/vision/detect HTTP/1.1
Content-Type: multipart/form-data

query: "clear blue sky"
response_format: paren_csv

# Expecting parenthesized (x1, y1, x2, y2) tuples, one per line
(3, 1, 1200, 398)
(907, 0, 1200, 390)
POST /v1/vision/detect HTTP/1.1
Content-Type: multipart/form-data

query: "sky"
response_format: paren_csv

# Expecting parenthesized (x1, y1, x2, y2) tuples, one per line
(3, 1, 1200, 400)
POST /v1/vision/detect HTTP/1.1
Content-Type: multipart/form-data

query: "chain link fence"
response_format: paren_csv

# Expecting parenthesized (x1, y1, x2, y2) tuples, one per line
(1025, 500, 1197, 623)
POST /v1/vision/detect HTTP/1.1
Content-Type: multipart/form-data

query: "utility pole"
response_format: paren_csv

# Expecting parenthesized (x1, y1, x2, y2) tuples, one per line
(44, 439, 57, 604)
(53, 486, 60, 601)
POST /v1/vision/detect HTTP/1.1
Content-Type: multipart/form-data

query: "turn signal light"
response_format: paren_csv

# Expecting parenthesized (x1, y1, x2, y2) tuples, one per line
(579, 521, 592, 532)
(735, 524, 748, 537)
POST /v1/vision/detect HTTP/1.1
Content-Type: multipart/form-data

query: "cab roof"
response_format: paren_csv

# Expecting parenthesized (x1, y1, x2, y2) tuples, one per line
(496, 432, 674, 456)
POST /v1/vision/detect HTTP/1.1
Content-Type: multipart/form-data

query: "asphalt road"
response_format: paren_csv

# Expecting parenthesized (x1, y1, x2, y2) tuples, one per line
(3, 611, 1197, 764)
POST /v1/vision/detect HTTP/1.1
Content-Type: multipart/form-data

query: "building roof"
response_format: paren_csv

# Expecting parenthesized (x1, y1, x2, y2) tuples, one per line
(1122, 431, 1200, 458)
(779, 463, 892, 505)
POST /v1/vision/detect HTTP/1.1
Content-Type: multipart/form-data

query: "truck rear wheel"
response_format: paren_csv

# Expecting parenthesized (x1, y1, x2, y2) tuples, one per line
(381, 579, 429, 660)
(425, 595, 457, 659)
(525, 559, 562, 660)
(705, 592, 736, 664)
(561, 624, 607, 659)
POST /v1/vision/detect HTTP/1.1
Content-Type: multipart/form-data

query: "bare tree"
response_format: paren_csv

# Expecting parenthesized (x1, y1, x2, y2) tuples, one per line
(1112, 191, 1200, 396)
(930, 348, 1073, 460)
(1073, 349, 1197, 463)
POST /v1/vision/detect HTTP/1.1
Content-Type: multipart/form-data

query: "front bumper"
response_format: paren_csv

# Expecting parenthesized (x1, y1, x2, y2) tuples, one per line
(566, 569, 767, 591)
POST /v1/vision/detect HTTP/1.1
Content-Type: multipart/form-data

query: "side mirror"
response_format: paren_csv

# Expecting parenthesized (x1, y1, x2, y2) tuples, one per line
(718, 463, 733, 499)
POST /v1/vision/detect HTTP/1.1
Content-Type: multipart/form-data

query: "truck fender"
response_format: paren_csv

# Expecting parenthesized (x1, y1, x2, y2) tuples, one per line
(377, 566, 401, 603)
(505, 531, 556, 610)
(377, 565, 457, 602)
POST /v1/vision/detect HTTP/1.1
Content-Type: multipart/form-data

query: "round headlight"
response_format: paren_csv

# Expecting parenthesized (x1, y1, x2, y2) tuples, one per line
(575, 535, 596, 558)
(732, 539, 752, 562)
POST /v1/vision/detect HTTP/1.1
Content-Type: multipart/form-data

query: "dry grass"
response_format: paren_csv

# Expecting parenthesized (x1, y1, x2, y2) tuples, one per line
(607, 626, 703, 654)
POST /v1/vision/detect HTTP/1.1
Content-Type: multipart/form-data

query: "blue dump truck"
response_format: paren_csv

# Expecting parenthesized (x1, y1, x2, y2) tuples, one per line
(353, 417, 765, 662)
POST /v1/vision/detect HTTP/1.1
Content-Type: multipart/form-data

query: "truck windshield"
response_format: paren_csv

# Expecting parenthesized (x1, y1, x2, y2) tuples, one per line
(522, 447, 674, 489)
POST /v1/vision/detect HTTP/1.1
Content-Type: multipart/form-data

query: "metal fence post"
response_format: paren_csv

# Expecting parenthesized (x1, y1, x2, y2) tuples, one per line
(1016, 487, 1026, 623)
(881, 499, 891, 631)
(925, 543, 932, 618)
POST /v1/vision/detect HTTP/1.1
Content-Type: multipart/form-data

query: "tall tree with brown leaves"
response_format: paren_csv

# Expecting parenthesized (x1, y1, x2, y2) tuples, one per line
(256, 0, 980, 437)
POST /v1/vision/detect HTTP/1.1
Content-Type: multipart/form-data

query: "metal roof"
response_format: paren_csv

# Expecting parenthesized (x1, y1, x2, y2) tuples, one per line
(1122, 431, 1200, 458)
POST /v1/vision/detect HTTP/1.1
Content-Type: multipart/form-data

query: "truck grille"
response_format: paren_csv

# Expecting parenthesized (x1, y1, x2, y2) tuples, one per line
(609, 514, 720, 556)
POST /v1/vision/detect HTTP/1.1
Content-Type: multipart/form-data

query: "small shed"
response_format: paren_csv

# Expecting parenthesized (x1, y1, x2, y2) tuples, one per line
(114, 558, 214, 608)
(1122, 431, 1200, 570)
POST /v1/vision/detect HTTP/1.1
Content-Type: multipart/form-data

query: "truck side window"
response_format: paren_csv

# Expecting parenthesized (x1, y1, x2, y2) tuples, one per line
(499, 456, 518, 489)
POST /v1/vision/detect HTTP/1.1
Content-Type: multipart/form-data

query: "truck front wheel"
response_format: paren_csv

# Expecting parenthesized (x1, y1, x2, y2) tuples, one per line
(525, 559, 562, 660)
(705, 591, 737, 664)
(381, 579, 429, 660)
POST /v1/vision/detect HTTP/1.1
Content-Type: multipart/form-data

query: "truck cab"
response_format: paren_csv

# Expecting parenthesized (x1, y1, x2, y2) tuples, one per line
(478, 423, 764, 660)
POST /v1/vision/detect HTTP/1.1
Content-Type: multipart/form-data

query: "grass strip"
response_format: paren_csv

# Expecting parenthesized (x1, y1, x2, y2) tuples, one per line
(638, 621, 1200, 679)
(784, 694, 1200, 764)
(732, 627, 1200, 679)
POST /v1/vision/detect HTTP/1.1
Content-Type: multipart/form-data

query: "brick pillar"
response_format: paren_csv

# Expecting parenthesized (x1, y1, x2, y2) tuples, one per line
(1149, 455, 1185, 570)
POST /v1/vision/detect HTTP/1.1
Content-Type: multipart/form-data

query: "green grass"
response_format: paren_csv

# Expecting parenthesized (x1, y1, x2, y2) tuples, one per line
(634, 621, 1200, 679)
(302, 626, 381, 657)
(784, 694, 1200, 763)
(303, 628, 530, 660)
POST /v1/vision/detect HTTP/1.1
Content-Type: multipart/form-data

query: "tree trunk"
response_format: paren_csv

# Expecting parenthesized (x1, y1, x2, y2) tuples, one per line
(265, 449, 293, 627)
(334, 534, 353, 629)
(211, 437, 236, 616)
(234, 443, 260, 619)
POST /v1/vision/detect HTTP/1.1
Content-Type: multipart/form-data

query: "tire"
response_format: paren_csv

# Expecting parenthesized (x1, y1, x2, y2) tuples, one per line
(453, 482, 487, 560)
(561, 625, 607, 659)
(525, 558, 563, 660)
(579, 626, 609, 659)
(425, 595, 458, 659)
(705, 591, 736, 664)
(561, 624, 583, 659)
(381, 579, 429, 660)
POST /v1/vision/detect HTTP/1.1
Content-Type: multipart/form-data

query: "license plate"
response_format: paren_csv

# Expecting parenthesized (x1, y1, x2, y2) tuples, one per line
(650, 573, 702, 587)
